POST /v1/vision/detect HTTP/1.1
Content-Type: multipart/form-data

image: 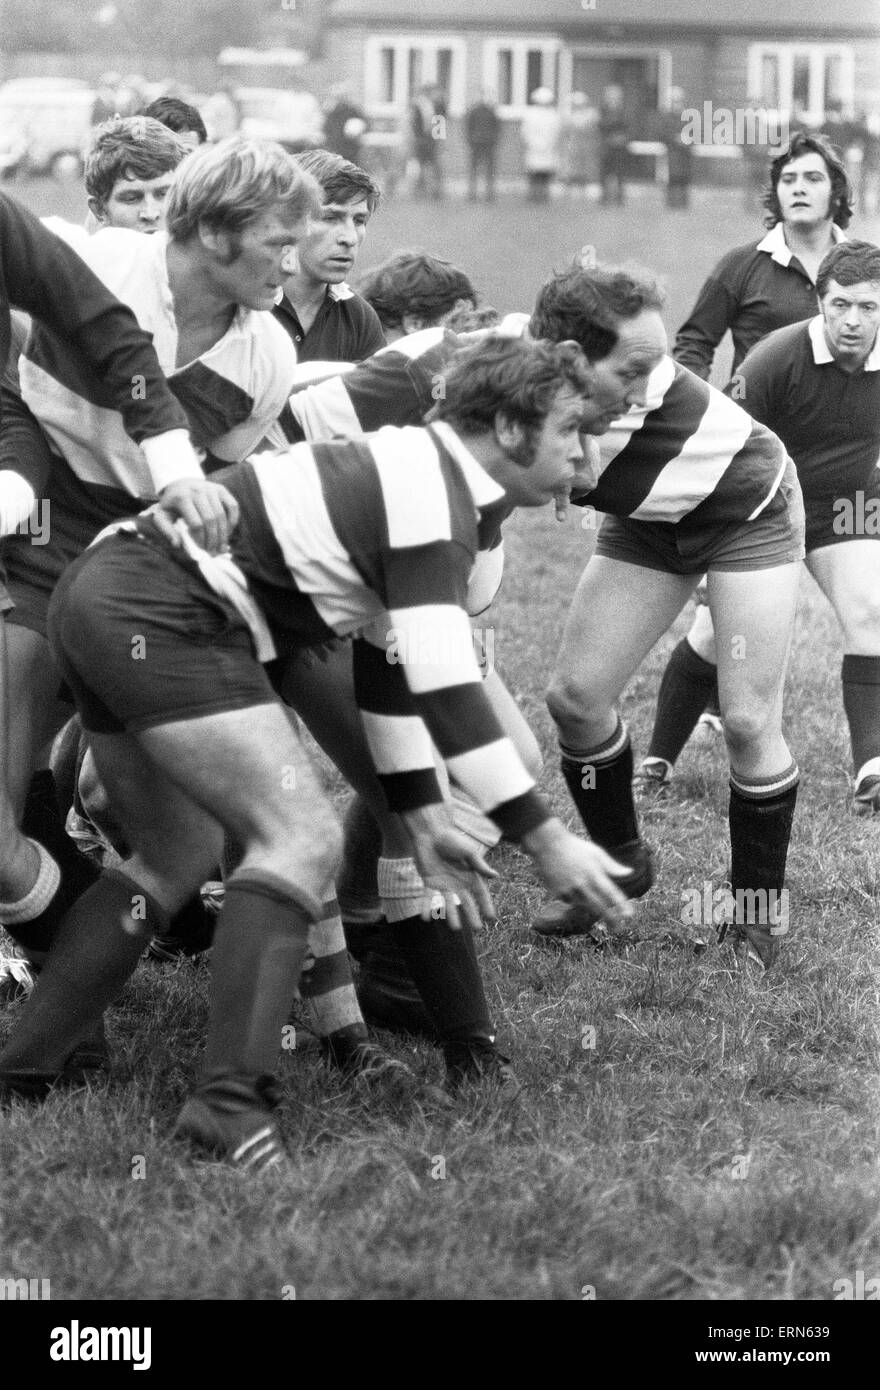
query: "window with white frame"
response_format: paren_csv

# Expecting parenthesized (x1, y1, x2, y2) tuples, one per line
(482, 38, 561, 115)
(364, 35, 467, 117)
(747, 44, 854, 123)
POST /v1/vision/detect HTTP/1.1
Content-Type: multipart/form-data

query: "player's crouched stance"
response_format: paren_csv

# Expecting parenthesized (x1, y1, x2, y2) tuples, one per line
(0, 336, 632, 1169)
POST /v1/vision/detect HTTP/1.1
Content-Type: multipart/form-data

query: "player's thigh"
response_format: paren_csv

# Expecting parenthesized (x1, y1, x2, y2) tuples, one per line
(88, 730, 223, 904)
(551, 556, 695, 708)
(134, 702, 343, 886)
(708, 564, 800, 721)
(805, 540, 880, 652)
(687, 600, 717, 660)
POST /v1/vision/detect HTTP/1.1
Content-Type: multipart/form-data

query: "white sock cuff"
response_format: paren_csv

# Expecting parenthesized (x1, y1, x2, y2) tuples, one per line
(0, 839, 61, 925)
(377, 856, 426, 924)
(855, 756, 880, 787)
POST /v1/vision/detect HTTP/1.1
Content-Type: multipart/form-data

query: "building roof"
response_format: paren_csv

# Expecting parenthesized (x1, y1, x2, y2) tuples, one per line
(326, 0, 880, 32)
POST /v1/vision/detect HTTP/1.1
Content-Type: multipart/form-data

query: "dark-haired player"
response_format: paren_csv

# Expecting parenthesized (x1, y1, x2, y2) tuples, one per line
(724, 241, 880, 811)
(275, 149, 385, 364)
(640, 131, 853, 789)
(85, 116, 189, 234)
(0, 336, 631, 1167)
(529, 264, 804, 971)
(141, 96, 208, 149)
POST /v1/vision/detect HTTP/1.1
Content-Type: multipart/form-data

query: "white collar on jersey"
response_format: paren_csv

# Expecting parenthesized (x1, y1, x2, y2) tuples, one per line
(757, 219, 847, 267)
(808, 313, 880, 370)
(430, 420, 508, 509)
(328, 282, 355, 301)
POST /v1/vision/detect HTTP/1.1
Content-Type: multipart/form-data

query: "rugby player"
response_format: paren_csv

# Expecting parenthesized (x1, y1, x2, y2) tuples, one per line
(640, 132, 853, 789)
(85, 116, 189, 234)
(141, 96, 208, 149)
(725, 241, 880, 811)
(0, 336, 632, 1167)
(530, 265, 804, 970)
(0, 187, 226, 985)
(0, 139, 309, 985)
(274, 149, 385, 364)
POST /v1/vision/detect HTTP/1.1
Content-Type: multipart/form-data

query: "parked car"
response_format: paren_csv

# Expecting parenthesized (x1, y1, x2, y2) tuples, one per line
(0, 78, 95, 178)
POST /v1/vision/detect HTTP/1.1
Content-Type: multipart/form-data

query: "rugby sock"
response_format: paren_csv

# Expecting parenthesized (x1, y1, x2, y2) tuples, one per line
(4, 769, 102, 958)
(841, 655, 880, 774)
(387, 915, 494, 1042)
(379, 855, 493, 1041)
(0, 868, 164, 1074)
(296, 898, 369, 1046)
(559, 717, 640, 849)
(200, 872, 314, 1085)
(728, 764, 799, 960)
(646, 638, 718, 766)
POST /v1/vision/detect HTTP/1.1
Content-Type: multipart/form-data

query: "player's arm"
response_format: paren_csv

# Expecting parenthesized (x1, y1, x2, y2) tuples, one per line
(353, 548, 631, 929)
(673, 251, 746, 379)
(3, 198, 236, 549)
(277, 339, 442, 444)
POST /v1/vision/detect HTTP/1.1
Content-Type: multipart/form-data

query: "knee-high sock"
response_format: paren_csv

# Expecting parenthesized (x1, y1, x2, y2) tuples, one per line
(201, 872, 314, 1087)
(841, 654, 880, 777)
(646, 637, 719, 766)
(387, 915, 494, 1042)
(729, 764, 799, 925)
(0, 868, 165, 1073)
(559, 716, 639, 849)
(296, 898, 367, 1044)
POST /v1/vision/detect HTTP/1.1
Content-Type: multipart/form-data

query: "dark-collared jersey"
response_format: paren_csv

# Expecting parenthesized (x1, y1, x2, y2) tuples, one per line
(674, 222, 847, 379)
(202, 419, 547, 840)
(274, 282, 384, 362)
(574, 355, 789, 527)
(732, 315, 880, 502)
(19, 220, 297, 521)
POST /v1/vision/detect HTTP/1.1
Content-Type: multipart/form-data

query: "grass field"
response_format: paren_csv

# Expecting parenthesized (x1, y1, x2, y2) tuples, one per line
(1, 178, 879, 1303)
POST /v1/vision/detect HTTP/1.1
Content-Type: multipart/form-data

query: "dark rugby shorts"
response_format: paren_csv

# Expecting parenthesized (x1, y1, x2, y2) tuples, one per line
(594, 458, 805, 574)
(47, 531, 278, 734)
(802, 468, 880, 553)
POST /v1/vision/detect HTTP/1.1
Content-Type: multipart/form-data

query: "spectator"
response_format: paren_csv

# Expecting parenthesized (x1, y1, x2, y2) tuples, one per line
(599, 83, 629, 206)
(521, 87, 561, 203)
(561, 91, 600, 197)
(658, 87, 693, 209)
(409, 85, 446, 200)
(465, 91, 501, 201)
(323, 84, 367, 165)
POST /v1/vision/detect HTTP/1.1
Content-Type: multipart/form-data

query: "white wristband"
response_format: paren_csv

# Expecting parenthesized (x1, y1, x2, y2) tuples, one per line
(0, 471, 36, 537)
(141, 429, 204, 494)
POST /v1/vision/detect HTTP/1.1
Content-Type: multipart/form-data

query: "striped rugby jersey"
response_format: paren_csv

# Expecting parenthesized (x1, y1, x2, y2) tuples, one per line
(19, 220, 297, 515)
(575, 355, 789, 526)
(207, 419, 548, 840)
(271, 325, 505, 616)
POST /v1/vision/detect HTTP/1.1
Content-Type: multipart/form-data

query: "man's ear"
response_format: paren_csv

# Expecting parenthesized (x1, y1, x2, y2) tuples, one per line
(197, 221, 230, 257)
(401, 312, 427, 335)
(494, 410, 524, 454)
(87, 197, 108, 227)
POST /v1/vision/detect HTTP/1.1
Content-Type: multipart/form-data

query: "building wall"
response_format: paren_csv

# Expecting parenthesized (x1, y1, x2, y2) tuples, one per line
(324, 22, 880, 186)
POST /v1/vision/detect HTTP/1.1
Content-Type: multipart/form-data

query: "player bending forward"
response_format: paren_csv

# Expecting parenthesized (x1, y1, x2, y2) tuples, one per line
(0, 336, 631, 1169)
